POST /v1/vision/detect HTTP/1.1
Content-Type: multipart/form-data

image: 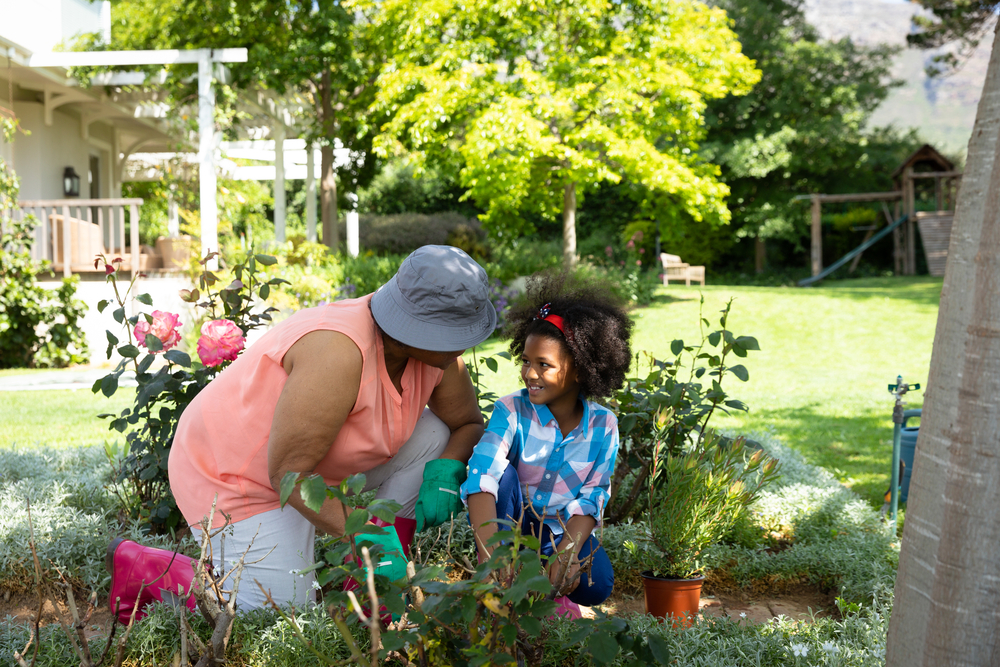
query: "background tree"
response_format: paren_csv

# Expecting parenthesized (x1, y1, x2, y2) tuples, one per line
(701, 0, 918, 272)
(358, 0, 760, 267)
(885, 12, 1000, 665)
(107, 0, 383, 251)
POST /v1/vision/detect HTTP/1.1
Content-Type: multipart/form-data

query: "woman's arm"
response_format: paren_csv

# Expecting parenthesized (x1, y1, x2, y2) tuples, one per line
(426, 356, 484, 462)
(267, 330, 363, 538)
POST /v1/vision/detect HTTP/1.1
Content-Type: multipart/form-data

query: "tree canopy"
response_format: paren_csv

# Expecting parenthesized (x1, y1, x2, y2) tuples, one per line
(702, 0, 913, 257)
(357, 0, 760, 266)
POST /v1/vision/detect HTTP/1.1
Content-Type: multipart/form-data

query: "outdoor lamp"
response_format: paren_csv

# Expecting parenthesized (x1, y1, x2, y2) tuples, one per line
(63, 167, 81, 197)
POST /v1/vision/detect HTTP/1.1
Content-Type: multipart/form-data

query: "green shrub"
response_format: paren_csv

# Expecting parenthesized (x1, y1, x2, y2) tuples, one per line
(704, 431, 898, 604)
(338, 252, 407, 296)
(359, 211, 479, 255)
(0, 216, 89, 369)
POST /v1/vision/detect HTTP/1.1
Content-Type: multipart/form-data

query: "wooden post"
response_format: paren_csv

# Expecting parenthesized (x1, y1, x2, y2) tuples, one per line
(935, 176, 943, 211)
(905, 168, 917, 275)
(130, 203, 140, 282)
(755, 237, 766, 273)
(810, 195, 822, 276)
(61, 204, 71, 278)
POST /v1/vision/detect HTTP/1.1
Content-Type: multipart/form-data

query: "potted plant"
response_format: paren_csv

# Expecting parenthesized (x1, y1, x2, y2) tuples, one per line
(641, 411, 779, 626)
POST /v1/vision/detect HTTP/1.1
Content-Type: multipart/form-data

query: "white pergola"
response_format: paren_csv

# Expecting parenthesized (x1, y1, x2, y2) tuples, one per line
(27, 48, 249, 269)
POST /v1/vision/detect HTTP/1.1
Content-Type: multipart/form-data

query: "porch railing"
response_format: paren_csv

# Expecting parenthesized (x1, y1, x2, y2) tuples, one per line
(4, 198, 144, 280)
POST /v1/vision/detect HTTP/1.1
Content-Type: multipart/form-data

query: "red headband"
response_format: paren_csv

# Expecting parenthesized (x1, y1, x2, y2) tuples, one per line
(534, 303, 572, 341)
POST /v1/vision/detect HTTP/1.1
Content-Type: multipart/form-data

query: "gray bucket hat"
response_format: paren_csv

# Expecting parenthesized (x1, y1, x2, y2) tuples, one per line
(371, 245, 497, 351)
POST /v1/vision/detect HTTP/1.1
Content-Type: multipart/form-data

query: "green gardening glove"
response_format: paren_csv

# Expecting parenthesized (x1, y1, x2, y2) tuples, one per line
(415, 458, 468, 532)
(356, 526, 408, 582)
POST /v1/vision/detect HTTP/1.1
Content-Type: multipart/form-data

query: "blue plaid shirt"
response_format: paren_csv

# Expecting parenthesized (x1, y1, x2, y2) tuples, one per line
(460, 389, 619, 534)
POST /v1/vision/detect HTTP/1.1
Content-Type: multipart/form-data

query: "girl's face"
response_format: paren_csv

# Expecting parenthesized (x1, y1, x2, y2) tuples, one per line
(520, 333, 580, 408)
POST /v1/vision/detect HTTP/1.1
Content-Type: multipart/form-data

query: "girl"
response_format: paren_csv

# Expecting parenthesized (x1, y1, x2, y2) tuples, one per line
(460, 273, 633, 611)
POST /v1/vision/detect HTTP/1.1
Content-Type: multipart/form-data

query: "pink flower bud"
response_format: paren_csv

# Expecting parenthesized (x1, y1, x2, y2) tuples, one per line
(134, 310, 182, 353)
(197, 319, 246, 367)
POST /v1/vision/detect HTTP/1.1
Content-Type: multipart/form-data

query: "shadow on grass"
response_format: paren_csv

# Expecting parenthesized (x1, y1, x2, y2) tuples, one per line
(805, 276, 943, 307)
(743, 402, 909, 509)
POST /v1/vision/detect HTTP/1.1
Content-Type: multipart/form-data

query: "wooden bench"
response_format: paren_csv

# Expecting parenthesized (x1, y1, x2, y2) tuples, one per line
(660, 253, 706, 286)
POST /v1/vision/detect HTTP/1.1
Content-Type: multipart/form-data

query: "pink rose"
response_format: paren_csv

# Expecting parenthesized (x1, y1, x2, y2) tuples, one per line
(636, 260, 642, 266)
(605, 245, 613, 257)
(134, 310, 182, 352)
(197, 319, 245, 367)
(626, 239, 634, 249)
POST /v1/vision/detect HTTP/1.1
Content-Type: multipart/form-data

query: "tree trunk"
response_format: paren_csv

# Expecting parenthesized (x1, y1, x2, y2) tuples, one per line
(886, 22, 1000, 666)
(754, 237, 766, 273)
(563, 181, 577, 269)
(320, 69, 339, 252)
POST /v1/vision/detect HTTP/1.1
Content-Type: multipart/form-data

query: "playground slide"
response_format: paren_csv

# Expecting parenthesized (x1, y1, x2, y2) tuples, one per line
(797, 214, 909, 287)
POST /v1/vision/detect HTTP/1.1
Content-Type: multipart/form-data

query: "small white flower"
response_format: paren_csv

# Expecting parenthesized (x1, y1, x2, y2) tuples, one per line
(739, 612, 746, 619)
(311, 580, 322, 590)
(822, 641, 840, 655)
(790, 643, 809, 657)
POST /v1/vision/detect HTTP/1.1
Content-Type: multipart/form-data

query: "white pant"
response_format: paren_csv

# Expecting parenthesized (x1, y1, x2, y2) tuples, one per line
(195, 409, 450, 609)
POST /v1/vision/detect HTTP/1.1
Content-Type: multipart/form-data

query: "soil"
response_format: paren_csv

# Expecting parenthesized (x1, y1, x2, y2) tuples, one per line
(0, 584, 837, 642)
(587, 583, 839, 624)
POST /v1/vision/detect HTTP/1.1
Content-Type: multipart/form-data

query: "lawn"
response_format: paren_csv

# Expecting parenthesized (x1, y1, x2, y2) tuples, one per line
(0, 276, 940, 508)
(471, 276, 941, 508)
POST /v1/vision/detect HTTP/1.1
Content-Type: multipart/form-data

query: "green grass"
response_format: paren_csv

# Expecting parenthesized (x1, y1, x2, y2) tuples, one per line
(1, 276, 940, 509)
(0, 388, 134, 449)
(470, 276, 941, 508)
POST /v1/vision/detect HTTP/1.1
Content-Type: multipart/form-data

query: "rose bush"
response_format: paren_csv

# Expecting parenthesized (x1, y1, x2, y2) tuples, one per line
(95, 251, 285, 531)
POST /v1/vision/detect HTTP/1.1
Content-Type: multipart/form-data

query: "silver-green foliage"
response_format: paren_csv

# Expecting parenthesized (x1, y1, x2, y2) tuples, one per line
(704, 431, 898, 604)
(0, 446, 183, 594)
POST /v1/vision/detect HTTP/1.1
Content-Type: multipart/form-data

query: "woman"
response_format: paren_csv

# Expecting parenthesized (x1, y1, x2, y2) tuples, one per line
(151, 245, 494, 609)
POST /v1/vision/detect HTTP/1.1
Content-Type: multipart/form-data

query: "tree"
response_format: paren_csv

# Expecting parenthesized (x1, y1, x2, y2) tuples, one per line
(701, 0, 915, 271)
(358, 0, 759, 267)
(884, 20, 1000, 666)
(106, 0, 382, 252)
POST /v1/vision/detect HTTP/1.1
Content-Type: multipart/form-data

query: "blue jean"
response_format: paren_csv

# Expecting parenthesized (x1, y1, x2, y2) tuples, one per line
(489, 466, 614, 606)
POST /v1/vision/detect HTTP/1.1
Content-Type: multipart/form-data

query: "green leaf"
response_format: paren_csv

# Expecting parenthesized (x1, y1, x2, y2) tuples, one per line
(707, 331, 721, 347)
(735, 335, 760, 351)
(254, 254, 277, 265)
(118, 344, 140, 359)
(97, 299, 110, 313)
(729, 364, 749, 382)
(647, 634, 671, 664)
(137, 354, 155, 375)
(300, 475, 328, 514)
(113, 307, 126, 324)
(106, 331, 119, 346)
(164, 349, 191, 367)
(136, 293, 153, 306)
(91, 377, 104, 394)
(279, 472, 299, 507)
(260, 283, 270, 300)
(484, 356, 498, 372)
(670, 339, 684, 356)
(100, 374, 118, 398)
(588, 631, 619, 665)
(520, 615, 542, 637)
(144, 333, 163, 353)
(343, 508, 369, 535)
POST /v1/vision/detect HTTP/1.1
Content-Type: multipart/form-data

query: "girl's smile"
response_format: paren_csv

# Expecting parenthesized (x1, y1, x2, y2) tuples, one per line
(521, 334, 582, 430)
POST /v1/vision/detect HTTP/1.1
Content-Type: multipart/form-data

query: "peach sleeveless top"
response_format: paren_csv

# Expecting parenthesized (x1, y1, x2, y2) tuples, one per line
(168, 295, 445, 527)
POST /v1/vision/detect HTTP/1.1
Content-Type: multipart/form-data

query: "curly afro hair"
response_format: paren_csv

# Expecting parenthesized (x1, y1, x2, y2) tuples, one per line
(504, 271, 633, 400)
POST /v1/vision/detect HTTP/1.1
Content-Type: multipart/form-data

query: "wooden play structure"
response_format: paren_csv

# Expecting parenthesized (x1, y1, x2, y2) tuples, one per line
(799, 145, 961, 285)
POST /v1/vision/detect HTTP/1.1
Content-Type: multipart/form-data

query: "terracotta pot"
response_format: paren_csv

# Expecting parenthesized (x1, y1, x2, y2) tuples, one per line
(641, 571, 705, 627)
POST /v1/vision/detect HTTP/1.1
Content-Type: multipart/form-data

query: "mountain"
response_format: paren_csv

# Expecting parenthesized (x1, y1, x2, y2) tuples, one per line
(802, 0, 991, 156)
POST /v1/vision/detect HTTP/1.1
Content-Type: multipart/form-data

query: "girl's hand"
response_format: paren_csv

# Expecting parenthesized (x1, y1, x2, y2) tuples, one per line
(547, 548, 582, 595)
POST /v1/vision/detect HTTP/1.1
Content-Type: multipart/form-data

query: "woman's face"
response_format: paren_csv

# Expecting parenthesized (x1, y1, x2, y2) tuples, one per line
(520, 333, 580, 407)
(406, 346, 467, 370)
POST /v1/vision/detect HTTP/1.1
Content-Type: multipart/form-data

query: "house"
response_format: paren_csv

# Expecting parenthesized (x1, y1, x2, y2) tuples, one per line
(0, 0, 180, 279)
